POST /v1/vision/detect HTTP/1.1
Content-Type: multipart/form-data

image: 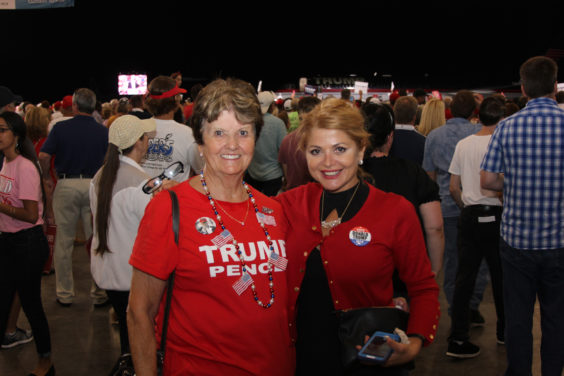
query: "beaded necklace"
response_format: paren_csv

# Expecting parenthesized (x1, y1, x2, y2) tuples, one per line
(200, 171, 286, 309)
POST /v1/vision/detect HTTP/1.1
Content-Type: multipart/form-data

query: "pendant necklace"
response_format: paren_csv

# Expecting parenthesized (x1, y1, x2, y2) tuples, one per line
(321, 181, 361, 229)
(200, 171, 287, 309)
(214, 196, 250, 226)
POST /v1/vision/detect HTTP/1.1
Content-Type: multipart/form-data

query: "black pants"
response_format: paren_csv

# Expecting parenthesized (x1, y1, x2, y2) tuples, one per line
(0, 225, 52, 356)
(106, 290, 130, 354)
(450, 205, 505, 341)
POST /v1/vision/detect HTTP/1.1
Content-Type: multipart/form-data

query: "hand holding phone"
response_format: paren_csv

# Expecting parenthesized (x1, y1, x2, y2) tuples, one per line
(357, 331, 400, 364)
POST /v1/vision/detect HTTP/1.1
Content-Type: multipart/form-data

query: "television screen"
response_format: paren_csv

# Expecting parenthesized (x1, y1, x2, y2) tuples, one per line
(118, 74, 147, 95)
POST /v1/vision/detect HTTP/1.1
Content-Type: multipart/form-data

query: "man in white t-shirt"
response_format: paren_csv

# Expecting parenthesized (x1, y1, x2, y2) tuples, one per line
(446, 97, 505, 359)
(141, 76, 203, 182)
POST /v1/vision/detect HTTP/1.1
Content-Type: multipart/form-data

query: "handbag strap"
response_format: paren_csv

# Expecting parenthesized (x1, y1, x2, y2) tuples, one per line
(159, 190, 179, 353)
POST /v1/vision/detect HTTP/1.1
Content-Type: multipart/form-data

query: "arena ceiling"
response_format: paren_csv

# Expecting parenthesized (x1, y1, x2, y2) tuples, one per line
(2, 2, 562, 102)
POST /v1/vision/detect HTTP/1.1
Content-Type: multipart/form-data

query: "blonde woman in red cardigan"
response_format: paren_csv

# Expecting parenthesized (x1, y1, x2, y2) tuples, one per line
(277, 98, 440, 376)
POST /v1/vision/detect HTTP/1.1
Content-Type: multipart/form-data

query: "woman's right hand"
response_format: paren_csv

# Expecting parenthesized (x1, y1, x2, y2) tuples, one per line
(382, 335, 422, 367)
(356, 331, 422, 368)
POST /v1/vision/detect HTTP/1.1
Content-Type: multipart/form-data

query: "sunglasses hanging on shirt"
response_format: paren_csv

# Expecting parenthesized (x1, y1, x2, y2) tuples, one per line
(142, 161, 184, 194)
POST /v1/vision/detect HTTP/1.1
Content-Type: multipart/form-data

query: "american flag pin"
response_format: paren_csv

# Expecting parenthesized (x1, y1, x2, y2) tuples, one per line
(269, 251, 288, 271)
(256, 212, 277, 226)
(233, 272, 253, 295)
(212, 230, 233, 247)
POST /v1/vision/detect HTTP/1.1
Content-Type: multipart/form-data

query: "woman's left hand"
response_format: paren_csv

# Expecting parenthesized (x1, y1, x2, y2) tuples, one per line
(383, 336, 422, 367)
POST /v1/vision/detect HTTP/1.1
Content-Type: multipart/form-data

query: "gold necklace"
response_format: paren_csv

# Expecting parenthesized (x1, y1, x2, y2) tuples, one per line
(214, 196, 250, 226)
(321, 181, 361, 229)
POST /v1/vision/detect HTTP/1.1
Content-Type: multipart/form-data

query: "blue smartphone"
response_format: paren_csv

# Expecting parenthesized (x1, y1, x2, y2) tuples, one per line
(357, 331, 400, 364)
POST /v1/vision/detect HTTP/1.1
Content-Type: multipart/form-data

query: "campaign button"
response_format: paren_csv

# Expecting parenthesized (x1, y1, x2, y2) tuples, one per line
(349, 226, 371, 246)
(195, 217, 216, 235)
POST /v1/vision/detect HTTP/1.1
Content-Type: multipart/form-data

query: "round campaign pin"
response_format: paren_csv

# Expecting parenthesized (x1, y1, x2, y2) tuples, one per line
(349, 226, 371, 246)
(195, 217, 216, 235)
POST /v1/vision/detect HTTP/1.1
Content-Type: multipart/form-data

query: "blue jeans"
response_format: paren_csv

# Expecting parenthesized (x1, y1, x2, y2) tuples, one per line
(443, 216, 489, 314)
(500, 240, 564, 376)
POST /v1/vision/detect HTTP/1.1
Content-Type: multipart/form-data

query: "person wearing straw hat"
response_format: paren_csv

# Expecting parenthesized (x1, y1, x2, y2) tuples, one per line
(89, 115, 157, 373)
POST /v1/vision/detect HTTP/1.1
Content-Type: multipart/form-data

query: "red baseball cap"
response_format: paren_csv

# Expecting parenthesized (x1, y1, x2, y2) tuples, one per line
(62, 95, 73, 109)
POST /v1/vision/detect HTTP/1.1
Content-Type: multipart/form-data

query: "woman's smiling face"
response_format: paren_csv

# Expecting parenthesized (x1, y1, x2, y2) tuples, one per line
(305, 127, 364, 193)
(200, 110, 255, 179)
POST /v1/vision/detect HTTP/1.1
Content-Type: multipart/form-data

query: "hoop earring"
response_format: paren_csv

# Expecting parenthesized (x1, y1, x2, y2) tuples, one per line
(358, 159, 363, 166)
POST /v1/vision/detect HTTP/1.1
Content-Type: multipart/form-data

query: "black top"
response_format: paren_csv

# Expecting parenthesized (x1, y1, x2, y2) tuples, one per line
(363, 155, 439, 223)
(298, 159, 439, 374)
(319, 181, 370, 224)
(296, 183, 372, 375)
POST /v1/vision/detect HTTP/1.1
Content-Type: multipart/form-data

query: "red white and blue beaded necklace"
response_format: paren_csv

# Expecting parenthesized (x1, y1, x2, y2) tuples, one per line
(199, 171, 288, 309)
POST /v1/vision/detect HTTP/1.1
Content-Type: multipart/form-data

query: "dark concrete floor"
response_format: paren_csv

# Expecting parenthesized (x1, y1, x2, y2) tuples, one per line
(0, 244, 547, 376)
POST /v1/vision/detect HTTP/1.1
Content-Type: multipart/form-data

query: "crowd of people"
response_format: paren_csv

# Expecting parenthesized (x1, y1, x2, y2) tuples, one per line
(0, 55, 563, 376)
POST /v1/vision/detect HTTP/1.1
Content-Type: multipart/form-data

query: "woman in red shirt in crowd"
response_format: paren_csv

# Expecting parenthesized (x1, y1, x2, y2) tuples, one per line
(127, 78, 294, 376)
(276, 98, 440, 375)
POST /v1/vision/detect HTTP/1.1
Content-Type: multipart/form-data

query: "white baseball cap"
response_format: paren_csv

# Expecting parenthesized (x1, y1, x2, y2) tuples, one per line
(257, 91, 275, 114)
(109, 115, 156, 151)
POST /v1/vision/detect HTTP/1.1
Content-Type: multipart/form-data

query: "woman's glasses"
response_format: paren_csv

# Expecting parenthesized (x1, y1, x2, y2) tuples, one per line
(142, 161, 184, 194)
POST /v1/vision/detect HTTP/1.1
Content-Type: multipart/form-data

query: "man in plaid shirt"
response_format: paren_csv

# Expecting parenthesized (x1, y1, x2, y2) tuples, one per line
(481, 56, 564, 376)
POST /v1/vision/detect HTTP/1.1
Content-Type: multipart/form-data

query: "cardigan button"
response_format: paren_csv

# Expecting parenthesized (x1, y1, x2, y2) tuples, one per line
(324, 260, 328, 265)
(299, 268, 305, 273)
(312, 225, 317, 231)
(429, 334, 434, 340)
(329, 280, 333, 284)
(294, 286, 300, 292)
(335, 300, 339, 305)
(303, 252, 308, 257)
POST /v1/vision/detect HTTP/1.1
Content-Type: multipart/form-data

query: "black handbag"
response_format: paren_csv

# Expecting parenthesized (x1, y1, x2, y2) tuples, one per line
(111, 190, 179, 376)
(336, 306, 409, 369)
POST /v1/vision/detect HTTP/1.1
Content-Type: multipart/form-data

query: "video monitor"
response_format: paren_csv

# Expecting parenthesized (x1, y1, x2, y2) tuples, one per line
(118, 74, 147, 95)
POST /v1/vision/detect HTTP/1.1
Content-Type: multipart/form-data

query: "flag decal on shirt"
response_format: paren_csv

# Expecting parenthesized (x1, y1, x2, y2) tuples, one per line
(233, 272, 253, 295)
(269, 251, 288, 270)
(256, 212, 277, 226)
(211, 230, 233, 247)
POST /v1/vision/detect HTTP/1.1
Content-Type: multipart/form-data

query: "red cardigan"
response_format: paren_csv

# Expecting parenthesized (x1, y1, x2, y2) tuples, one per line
(276, 182, 440, 345)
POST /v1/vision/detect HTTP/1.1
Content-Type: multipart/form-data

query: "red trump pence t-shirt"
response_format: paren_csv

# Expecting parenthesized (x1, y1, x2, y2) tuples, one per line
(130, 178, 294, 376)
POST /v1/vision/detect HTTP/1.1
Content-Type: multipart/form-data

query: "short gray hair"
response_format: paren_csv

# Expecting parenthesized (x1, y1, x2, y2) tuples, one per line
(73, 88, 96, 114)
